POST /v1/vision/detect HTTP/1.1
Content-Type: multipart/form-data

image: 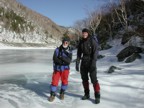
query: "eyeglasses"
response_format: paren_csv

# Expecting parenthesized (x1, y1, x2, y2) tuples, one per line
(63, 41, 69, 44)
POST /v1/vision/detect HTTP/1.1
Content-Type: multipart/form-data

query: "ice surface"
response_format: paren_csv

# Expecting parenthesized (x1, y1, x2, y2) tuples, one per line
(0, 46, 144, 108)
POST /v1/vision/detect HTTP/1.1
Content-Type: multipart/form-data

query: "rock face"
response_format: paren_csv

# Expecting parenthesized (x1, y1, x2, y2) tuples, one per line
(116, 46, 143, 62)
(0, 0, 66, 46)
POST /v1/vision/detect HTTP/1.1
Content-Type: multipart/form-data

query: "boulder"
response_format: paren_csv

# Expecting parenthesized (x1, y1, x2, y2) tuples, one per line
(125, 53, 142, 63)
(116, 46, 142, 62)
(107, 66, 121, 73)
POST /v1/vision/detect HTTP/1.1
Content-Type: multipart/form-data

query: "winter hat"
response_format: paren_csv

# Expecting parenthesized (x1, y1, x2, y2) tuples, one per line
(82, 28, 89, 33)
(62, 37, 70, 43)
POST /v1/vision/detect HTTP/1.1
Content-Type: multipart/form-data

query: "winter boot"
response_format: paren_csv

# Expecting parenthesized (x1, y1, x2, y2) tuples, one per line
(59, 89, 65, 100)
(49, 91, 55, 102)
(95, 93, 100, 104)
(82, 89, 90, 100)
(81, 81, 90, 100)
(93, 81, 100, 104)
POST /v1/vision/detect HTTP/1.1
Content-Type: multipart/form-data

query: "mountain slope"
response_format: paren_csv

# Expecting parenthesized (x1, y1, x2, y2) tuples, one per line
(0, 0, 66, 47)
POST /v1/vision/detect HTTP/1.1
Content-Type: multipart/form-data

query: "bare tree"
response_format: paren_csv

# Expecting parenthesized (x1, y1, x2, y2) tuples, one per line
(73, 20, 84, 40)
(107, 1, 119, 39)
(86, 10, 102, 35)
(74, 20, 85, 31)
(114, 0, 129, 31)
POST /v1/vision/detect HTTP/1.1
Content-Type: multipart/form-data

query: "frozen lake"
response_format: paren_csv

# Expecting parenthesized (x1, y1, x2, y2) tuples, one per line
(0, 49, 144, 108)
(0, 49, 54, 64)
(0, 49, 56, 107)
(0, 49, 79, 108)
(0, 49, 54, 76)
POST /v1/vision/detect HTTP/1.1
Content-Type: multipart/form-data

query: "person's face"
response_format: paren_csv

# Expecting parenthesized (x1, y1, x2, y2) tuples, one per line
(82, 32, 89, 39)
(63, 41, 69, 48)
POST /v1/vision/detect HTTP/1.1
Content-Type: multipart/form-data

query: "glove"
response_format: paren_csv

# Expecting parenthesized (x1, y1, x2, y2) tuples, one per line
(54, 58, 63, 65)
(58, 55, 62, 59)
(75, 59, 80, 72)
(56, 55, 64, 65)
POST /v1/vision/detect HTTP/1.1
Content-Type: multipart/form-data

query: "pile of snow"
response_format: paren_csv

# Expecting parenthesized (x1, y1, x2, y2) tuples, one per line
(125, 36, 144, 48)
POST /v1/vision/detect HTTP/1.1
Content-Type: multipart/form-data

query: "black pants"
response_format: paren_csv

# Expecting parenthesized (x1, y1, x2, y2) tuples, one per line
(80, 60, 97, 84)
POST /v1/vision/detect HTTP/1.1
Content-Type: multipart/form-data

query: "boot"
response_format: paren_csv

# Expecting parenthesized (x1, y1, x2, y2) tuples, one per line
(81, 90, 90, 100)
(82, 81, 90, 100)
(59, 89, 65, 100)
(49, 91, 55, 102)
(93, 81, 100, 104)
(95, 93, 100, 104)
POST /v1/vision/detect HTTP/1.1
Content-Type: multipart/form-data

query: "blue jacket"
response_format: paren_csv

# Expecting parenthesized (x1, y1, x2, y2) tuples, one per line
(53, 45, 72, 71)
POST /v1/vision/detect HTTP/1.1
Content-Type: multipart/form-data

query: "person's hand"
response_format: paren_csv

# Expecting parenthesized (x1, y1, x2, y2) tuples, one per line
(75, 59, 80, 72)
(58, 55, 62, 59)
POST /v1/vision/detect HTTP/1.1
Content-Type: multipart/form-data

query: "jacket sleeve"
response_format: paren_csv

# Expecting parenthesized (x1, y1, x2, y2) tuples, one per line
(53, 49, 63, 65)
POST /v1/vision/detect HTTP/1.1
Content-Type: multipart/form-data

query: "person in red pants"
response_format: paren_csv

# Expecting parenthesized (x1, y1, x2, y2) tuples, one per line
(49, 37, 72, 102)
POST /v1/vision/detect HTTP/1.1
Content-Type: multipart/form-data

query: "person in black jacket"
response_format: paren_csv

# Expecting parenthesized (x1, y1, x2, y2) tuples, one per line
(49, 37, 72, 102)
(76, 28, 100, 104)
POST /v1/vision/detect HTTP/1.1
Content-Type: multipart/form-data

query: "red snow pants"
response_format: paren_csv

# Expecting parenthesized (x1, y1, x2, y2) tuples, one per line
(51, 69, 69, 86)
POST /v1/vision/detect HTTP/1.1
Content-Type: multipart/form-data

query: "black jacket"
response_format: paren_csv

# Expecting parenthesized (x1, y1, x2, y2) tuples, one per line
(77, 36, 98, 65)
(53, 45, 72, 66)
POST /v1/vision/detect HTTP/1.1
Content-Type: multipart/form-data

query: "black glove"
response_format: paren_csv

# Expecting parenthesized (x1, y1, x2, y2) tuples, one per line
(55, 55, 63, 65)
(76, 59, 80, 72)
(58, 55, 62, 59)
(54, 58, 63, 65)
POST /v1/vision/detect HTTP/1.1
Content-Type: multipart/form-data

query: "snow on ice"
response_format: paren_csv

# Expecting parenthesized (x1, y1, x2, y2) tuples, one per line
(0, 41, 144, 108)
